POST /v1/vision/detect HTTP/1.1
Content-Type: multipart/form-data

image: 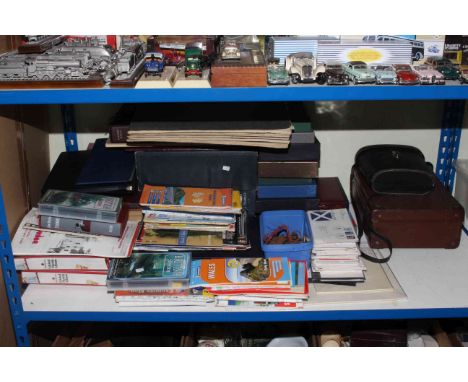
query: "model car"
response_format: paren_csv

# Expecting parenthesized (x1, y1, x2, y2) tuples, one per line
(324, 63, 349, 85)
(392, 64, 420, 85)
(427, 45, 440, 54)
(143, 52, 165, 76)
(425, 56, 460, 80)
(184, 46, 203, 77)
(221, 41, 241, 60)
(460, 69, 468, 84)
(370, 65, 397, 85)
(344, 61, 375, 84)
(284, 52, 327, 84)
(412, 64, 445, 85)
(267, 62, 290, 85)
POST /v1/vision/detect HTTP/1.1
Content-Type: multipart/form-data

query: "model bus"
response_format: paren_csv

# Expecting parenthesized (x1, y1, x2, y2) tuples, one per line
(362, 35, 425, 61)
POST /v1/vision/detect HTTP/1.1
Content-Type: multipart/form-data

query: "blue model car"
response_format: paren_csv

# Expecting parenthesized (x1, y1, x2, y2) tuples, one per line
(144, 52, 165, 76)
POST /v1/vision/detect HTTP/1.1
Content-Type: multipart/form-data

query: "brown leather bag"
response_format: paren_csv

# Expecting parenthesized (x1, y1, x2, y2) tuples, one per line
(351, 166, 465, 262)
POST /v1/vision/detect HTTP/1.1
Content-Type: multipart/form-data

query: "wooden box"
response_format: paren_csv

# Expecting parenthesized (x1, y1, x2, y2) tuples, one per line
(211, 50, 267, 88)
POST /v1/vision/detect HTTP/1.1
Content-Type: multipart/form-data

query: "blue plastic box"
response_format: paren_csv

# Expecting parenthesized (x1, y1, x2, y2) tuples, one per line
(259, 210, 313, 261)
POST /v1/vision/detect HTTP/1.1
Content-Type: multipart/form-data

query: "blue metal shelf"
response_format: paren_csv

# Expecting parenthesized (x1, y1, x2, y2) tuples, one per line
(23, 307, 468, 323)
(0, 85, 468, 105)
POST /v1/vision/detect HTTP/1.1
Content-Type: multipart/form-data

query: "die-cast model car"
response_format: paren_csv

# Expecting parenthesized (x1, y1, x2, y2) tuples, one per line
(344, 61, 375, 84)
(267, 62, 290, 85)
(412, 65, 445, 85)
(325, 63, 349, 85)
(392, 64, 420, 85)
(425, 56, 460, 80)
(460, 69, 468, 84)
(371, 65, 398, 85)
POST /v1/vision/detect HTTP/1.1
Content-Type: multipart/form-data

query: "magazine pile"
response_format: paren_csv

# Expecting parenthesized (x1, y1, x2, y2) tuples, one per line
(134, 185, 250, 251)
(307, 209, 366, 283)
(11, 190, 139, 287)
(107, 254, 308, 308)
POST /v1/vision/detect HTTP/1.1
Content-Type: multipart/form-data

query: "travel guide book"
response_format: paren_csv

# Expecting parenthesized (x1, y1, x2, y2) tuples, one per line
(139, 185, 241, 214)
(189, 257, 291, 288)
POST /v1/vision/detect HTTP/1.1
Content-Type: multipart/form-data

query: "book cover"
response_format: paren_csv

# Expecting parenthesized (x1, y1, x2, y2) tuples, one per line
(107, 252, 191, 291)
(139, 228, 224, 247)
(39, 209, 128, 237)
(38, 189, 122, 222)
(12, 209, 139, 259)
(307, 209, 357, 245)
(21, 270, 108, 286)
(139, 185, 233, 211)
(189, 257, 291, 288)
(14, 256, 109, 271)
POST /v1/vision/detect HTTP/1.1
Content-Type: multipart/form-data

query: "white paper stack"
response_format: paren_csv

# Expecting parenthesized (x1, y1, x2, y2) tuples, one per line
(307, 209, 366, 283)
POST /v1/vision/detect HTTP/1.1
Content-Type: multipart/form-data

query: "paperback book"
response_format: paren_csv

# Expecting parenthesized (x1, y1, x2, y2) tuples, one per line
(38, 189, 122, 223)
(14, 256, 109, 271)
(106, 252, 191, 291)
(12, 209, 139, 259)
(21, 270, 108, 286)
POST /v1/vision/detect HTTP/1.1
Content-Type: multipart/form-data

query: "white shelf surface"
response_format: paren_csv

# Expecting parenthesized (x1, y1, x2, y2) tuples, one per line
(21, 233, 468, 321)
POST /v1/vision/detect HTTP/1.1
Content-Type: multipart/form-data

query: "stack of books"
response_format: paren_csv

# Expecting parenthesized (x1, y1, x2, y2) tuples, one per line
(307, 209, 366, 283)
(106, 252, 209, 306)
(190, 257, 308, 309)
(134, 185, 250, 252)
(11, 190, 140, 286)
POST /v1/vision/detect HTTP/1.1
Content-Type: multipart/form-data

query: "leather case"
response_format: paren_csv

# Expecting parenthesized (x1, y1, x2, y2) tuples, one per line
(135, 150, 258, 215)
(351, 166, 465, 249)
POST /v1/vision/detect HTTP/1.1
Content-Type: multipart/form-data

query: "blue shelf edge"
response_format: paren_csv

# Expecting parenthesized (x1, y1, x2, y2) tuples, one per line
(1, 85, 468, 104)
(23, 307, 468, 323)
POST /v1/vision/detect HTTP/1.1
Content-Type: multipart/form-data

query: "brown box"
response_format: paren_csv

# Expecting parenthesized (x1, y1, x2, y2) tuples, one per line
(258, 161, 319, 178)
(351, 166, 465, 249)
(211, 51, 267, 88)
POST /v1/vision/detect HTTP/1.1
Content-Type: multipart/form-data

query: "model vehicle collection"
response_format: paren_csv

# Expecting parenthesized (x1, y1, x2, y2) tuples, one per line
(426, 56, 461, 80)
(344, 61, 376, 84)
(1, 35, 467, 88)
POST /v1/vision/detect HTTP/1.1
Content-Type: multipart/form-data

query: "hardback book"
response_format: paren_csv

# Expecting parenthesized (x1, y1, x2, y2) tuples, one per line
(139, 185, 241, 214)
(75, 138, 135, 191)
(139, 228, 224, 247)
(14, 256, 109, 271)
(189, 257, 291, 288)
(21, 270, 108, 286)
(257, 161, 319, 178)
(12, 209, 139, 259)
(39, 208, 128, 237)
(38, 189, 122, 223)
(106, 252, 191, 291)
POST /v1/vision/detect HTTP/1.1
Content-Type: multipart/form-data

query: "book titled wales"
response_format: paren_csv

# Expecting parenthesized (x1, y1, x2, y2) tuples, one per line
(38, 189, 122, 223)
(107, 252, 191, 291)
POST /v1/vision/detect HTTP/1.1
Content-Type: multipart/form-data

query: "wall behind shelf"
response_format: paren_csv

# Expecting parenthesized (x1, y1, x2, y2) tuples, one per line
(47, 101, 468, 196)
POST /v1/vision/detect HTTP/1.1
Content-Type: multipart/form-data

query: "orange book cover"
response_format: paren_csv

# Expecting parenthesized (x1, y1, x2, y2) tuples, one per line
(139, 185, 233, 209)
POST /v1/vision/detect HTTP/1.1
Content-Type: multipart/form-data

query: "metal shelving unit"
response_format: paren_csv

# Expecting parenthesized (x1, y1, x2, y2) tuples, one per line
(0, 85, 467, 347)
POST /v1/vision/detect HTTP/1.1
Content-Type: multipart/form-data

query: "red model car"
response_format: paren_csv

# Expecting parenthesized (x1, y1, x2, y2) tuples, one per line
(392, 64, 420, 85)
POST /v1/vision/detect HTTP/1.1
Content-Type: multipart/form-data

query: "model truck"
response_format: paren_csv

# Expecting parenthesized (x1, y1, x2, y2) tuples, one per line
(184, 46, 203, 77)
(284, 52, 327, 84)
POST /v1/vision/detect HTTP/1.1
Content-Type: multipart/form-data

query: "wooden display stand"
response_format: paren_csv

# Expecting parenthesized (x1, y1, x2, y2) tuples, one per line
(135, 66, 177, 89)
(173, 68, 211, 88)
(211, 50, 267, 88)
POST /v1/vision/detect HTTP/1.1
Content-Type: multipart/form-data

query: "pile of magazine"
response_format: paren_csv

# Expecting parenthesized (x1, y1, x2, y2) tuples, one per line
(106, 253, 308, 308)
(11, 190, 140, 287)
(134, 185, 250, 252)
(307, 209, 366, 283)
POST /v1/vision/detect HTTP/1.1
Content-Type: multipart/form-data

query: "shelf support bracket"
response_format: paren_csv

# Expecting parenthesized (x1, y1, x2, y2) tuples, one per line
(436, 100, 465, 192)
(61, 105, 79, 152)
(0, 188, 30, 346)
